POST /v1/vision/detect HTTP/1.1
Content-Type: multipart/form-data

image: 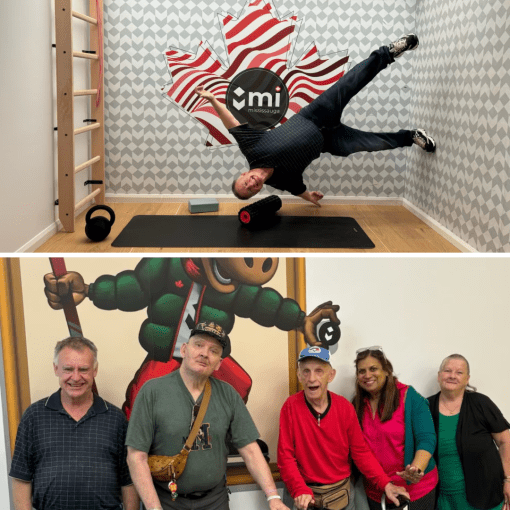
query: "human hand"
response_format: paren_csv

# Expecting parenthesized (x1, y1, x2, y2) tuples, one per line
(268, 496, 291, 510)
(384, 483, 410, 507)
(503, 480, 510, 510)
(195, 85, 215, 102)
(44, 272, 88, 309)
(294, 493, 314, 510)
(302, 301, 340, 346)
(396, 465, 424, 484)
(308, 191, 324, 207)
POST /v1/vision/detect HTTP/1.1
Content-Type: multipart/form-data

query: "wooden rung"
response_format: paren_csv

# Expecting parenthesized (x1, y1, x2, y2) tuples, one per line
(74, 123, 100, 135)
(74, 89, 98, 96)
(75, 188, 102, 212)
(72, 11, 98, 24)
(75, 155, 101, 174)
(73, 51, 98, 60)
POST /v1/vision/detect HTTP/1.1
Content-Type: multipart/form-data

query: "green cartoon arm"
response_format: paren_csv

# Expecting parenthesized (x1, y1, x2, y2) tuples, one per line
(229, 286, 340, 346)
(88, 258, 190, 311)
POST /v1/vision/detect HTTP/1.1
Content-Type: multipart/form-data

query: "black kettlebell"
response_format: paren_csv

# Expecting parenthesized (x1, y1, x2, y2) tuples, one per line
(85, 205, 115, 242)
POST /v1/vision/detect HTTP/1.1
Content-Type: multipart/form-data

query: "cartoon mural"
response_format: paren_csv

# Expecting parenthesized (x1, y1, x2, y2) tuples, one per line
(161, 0, 349, 146)
(44, 257, 340, 419)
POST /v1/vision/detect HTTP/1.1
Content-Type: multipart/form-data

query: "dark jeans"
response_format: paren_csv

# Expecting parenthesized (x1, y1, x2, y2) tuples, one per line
(298, 46, 413, 156)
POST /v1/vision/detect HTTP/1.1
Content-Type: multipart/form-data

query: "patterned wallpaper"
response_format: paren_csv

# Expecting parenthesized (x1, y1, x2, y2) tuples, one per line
(103, 0, 509, 251)
(408, 0, 510, 252)
(103, 0, 416, 197)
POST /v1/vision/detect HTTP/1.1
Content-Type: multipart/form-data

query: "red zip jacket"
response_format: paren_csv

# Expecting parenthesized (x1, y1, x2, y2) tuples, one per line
(277, 391, 391, 498)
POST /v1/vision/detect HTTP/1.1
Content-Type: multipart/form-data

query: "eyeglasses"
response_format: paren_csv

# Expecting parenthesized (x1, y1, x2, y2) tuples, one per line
(355, 346, 384, 356)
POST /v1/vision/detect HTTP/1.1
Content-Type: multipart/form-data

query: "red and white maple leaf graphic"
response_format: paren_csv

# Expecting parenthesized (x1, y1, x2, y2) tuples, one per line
(162, 0, 349, 147)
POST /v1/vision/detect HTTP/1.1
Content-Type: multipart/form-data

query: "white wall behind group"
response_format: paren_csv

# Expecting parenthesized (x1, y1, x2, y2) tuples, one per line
(306, 256, 510, 417)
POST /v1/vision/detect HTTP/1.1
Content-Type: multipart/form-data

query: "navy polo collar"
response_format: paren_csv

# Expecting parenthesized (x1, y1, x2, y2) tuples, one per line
(45, 389, 108, 415)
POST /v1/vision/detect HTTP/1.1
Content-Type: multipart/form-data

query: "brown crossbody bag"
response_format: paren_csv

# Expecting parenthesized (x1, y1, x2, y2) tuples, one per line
(147, 379, 211, 482)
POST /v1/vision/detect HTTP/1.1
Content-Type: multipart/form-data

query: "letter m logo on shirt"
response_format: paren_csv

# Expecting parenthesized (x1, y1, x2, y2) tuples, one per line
(187, 423, 213, 451)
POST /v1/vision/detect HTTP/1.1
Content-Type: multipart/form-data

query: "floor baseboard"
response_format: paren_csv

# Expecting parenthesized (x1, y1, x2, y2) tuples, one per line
(105, 193, 402, 206)
(402, 199, 476, 253)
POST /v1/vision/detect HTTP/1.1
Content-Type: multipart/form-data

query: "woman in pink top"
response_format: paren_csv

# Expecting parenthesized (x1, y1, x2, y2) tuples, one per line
(352, 347, 438, 510)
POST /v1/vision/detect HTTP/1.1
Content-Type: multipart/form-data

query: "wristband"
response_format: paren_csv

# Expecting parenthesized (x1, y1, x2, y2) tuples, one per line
(267, 495, 281, 502)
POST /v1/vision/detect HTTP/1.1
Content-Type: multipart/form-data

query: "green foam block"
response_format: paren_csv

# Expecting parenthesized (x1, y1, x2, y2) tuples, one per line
(188, 198, 219, 213)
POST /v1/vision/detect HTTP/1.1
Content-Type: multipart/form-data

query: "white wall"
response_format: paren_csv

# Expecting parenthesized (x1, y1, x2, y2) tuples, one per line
(0, 1, 93, 253)
(306, 256, 510, 417)
(0, 1, 55, 252)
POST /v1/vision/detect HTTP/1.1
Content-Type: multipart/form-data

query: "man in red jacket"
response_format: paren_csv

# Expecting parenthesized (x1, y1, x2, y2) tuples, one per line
(277, 347, 409, 510)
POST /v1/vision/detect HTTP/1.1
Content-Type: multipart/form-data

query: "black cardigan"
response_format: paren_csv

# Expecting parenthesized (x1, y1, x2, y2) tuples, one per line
(428, 391, 510, 509)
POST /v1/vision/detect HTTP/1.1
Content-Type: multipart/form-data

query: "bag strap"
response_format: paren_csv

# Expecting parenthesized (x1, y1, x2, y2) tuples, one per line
(182, 379, 212, 452)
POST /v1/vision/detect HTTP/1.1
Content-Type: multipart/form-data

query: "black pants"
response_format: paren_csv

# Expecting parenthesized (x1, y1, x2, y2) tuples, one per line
(298, 46, 414, 156)
(156, 482, 229, 510)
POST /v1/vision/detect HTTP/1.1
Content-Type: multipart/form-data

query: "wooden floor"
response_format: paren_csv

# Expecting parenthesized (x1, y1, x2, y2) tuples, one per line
(36, 202, 460, 253)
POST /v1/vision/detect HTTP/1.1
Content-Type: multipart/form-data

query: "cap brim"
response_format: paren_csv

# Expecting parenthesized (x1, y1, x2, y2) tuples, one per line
(298, 354, 331, 364)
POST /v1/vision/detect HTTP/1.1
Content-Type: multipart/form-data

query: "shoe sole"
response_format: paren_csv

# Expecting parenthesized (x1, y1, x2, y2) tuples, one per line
(414, 129, 436, 153)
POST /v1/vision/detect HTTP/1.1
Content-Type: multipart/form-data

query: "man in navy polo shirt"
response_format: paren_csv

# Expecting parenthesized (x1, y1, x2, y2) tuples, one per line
(9, 337, 139, 510)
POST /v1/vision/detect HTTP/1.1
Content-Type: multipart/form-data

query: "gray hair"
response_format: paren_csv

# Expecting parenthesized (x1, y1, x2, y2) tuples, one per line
(54, 337, 98, 368)
(232, 179, 249, 200)
(439, 353, 477, 392)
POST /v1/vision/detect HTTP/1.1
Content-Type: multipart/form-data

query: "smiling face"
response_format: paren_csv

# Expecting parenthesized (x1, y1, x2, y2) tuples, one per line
(234, 170, 265, 199)
(53, 346, 98, 404)
(438, 358, 470, 394)
(297, 358, 336, 403)
(180, 334, 223, 378)
(356, 355, 389, 397)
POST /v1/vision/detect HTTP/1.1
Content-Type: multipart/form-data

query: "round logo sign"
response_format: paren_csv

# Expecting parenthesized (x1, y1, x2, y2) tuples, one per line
(317, 320, 341, 348)
(226, 68, 289, 130)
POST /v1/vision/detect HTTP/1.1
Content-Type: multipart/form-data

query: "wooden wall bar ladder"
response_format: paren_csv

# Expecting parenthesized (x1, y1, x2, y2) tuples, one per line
(54, 0, 105, 232)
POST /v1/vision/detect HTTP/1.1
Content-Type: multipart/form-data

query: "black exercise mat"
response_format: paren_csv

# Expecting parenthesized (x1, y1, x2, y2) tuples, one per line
(111, 215, 375, 249)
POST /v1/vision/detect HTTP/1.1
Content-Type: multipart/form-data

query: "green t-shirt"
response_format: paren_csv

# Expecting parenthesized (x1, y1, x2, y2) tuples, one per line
(126, 371, 259, 498)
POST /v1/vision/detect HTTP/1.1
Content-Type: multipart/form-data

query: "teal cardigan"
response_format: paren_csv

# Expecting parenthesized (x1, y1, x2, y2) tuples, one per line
(403, 385, 437, 480)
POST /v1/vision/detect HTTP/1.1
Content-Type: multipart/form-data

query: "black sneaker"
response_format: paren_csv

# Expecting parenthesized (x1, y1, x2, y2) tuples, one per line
(388, 34, 419, 58)
(412, 129, 436, 153)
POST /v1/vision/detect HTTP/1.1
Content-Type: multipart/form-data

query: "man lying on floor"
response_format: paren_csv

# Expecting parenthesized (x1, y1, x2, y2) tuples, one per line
(195, 34, 436, 207)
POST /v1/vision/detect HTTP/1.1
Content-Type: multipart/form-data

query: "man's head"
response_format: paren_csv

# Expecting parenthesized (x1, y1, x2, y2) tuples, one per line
(232, 169, 266, 200)
(53, 337, 98, 403)
(297, 346, 336, 401)
(180, 322, 230, 377)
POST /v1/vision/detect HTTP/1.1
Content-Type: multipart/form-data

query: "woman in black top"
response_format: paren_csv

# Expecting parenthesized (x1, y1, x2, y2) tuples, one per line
(428, 354, 510, 510)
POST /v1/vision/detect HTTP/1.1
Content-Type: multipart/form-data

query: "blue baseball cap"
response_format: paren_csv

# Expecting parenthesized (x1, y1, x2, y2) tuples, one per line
(298, 346, 331, 364)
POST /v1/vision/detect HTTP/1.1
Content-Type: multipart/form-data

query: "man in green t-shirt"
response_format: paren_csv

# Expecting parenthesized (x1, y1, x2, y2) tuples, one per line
(126, 321, 289, 510)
